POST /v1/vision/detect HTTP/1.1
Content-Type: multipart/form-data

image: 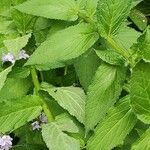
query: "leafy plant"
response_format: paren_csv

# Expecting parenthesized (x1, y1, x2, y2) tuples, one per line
(0, 0, 150, 150)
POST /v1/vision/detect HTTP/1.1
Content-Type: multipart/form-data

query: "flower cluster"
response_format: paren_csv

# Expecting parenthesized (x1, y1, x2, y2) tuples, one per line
(2, 50, 29, 64)
(31, 112, 48, 131)
(0, 135, 13, 150)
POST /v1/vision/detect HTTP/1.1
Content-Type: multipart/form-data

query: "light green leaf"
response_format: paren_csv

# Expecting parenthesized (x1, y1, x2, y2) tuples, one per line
(97, 0, 132, 36)
(0, 0, 26, 17)
(15, 0, 79, 21)
(130, 9, 147, 31)
(95, 48, 124, 65)
(0, 78, 32, 100)
(0, 17, 16, 34)
(130, 61, 150, 124)
(95, 38, 125, 65)
(87, 96, 137, 150)
(41, 83, 86, 123)
(54, 114, 79, 133)
(11, 9, 37, 34)
(74, 50, 100, 91)
(25, 23, 99, 69)
(138, 28, 150, 62)
(77, 0, 86, 8)
(0, 66, 12, 91)
(0, 95, 42, 133)
(3, 34, 31, 57)
(42, 114, 80, 150)
(86, 63, 125, 130)
(86, 0, 99, 17)
(78, 0, 99, 16)
(0, 0, 11, 17)
(132, 128, 150, 150)
(115, 25, 141, 50)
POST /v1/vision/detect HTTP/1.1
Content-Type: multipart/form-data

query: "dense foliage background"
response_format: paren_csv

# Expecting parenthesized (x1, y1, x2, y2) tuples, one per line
(0, 0, 150, 150)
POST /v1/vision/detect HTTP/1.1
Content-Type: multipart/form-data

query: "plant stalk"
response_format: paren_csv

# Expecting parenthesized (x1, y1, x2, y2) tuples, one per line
(30, 66, 54, 122)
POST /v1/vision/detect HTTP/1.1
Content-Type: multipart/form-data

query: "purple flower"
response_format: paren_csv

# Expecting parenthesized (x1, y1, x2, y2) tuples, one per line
(39, 112, 48, 124)
(18, 50, 29, 60)
(0, 135, 13, 150)
(31, 113, 48, 131)
(31, 121, 41, 131)
(2, 53, 15, 64)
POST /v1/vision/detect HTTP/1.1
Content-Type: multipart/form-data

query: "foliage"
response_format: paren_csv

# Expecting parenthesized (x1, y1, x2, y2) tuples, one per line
(0, 0, 149, 150)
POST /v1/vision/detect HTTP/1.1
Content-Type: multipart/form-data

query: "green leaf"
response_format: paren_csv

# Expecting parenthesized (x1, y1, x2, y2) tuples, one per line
(0, 17, 16, 34)
(132, 0, 143, 8)
(130, 9, 147, 31)
(86, 63, 126, 130)
(87, 96, 137, 150)
(0, 95, 42, 133)
(97, 0, 132, 36)
(25, 23, 99, 69)
(78, 0, 99, 17)
(132, 128, 150, 150)
(3, 33, 31, 57)
(11, 9, 37, 34)
(41, 83, 86, 123)
(95, 48, 124, 65)
(95, 38, 125, 65)
(138, 29, 150, 62)
(15, 0, 79, 21)
(14, 124, 47, 149)
(74, 50, 100, 91)
(8, 67, 30, 78)
(115, 25, 141, 50)
(0, 0, 26, 17)
(0, 0, 11, 17)
(85, 0, 99, 17)
(12, 144, 48, 150)
(130, 61, 150, 124)
(42, 114, 80, 150)
(0, 77, 32, 100)
(0, 66, 12, 91)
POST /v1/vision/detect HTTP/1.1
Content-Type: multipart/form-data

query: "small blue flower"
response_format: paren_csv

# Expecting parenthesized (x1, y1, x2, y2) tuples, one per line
(18, 50, 29, 60)
(31, 121, 41, 131)
(0, 135, 13, 150)
(2, 53, 15, 64)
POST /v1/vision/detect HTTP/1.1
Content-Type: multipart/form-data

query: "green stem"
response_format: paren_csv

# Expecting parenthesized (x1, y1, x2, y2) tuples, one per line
(30, 66, 40, 94)
(30, 66, 54, 122)
(42, 103, 54, 122)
